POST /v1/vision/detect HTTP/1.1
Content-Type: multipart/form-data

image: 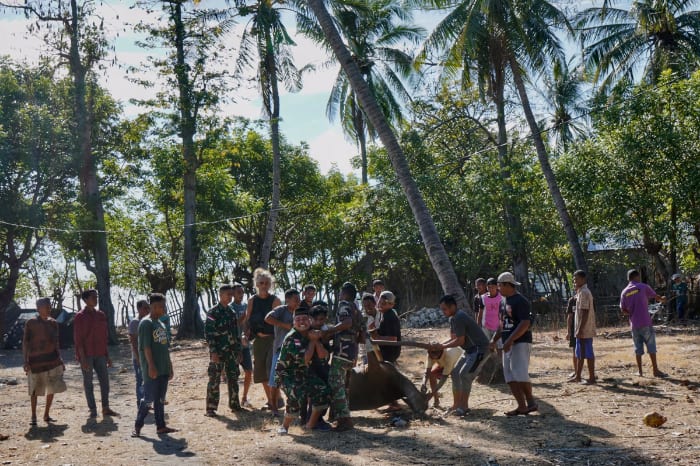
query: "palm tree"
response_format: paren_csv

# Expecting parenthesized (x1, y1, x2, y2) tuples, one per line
(306, 0, 471, 309)
(235, 1, 305, 268)
(416, 0, 589, 275)
(575, 0, 700, 91)
(297, 0, 424, 184)
(541, 58, 589, 152)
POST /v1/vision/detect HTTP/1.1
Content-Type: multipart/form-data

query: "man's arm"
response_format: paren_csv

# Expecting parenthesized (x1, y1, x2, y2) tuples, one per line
(502, 320, 531, 352)
(265, 309, 292, 332)
(144, 346, 158, 380)
(22, 321, 31, 373)
(128, 331, 139, 364)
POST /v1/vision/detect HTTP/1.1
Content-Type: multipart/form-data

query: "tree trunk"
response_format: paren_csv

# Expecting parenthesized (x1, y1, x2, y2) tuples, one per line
(354, 104, 368, 184)
(308, 0, 469, 310)
(0, 265, 21, 342)
(69, 0, 117, 344)
(509, 56, 588, 275)
(259, 31, 281, 269)
(494, 84, 530, 296)
(172, 0, 202, 339)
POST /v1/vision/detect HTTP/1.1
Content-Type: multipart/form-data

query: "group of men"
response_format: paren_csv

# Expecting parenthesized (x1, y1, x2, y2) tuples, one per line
(19, 267, 687, 435)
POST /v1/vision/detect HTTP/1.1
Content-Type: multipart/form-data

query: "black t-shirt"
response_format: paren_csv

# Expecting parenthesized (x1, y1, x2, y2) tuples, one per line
(473, 294, 484, 318)
(377, 309, 401, 363)
(499, 293, 533, 344)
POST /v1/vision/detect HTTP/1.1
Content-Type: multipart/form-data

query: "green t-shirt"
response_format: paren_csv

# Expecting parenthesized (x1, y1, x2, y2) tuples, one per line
(138, 316, 171, 380)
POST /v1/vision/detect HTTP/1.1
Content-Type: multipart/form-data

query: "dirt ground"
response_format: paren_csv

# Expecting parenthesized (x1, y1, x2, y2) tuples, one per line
(1, 324, 699, 466)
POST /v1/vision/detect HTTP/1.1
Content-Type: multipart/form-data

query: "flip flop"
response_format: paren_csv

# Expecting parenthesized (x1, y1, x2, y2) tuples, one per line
(526, 404, 538, 413)
(504, 409, 528, 417)
(44, 416, 56, 423)
(131, 429, 141, 438)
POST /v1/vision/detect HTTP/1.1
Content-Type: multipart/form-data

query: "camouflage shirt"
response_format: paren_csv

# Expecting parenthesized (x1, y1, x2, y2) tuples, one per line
(332, 300, 361, 361)
(205, 303, 242, 356)
(276, 329, 309, 383)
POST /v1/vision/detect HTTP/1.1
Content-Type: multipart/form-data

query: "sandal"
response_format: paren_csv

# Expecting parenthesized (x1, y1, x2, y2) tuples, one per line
(526, 404, 538, 413)
(30, 418, 37, 427)
(131, 429, 141, 438)
(44, 416, 56, 423)
(504, 409, 529, 417)
(157, 427, 178, 435)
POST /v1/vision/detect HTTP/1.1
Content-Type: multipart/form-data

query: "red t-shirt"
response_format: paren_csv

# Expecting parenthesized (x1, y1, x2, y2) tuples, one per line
(73, 308, 109, 361)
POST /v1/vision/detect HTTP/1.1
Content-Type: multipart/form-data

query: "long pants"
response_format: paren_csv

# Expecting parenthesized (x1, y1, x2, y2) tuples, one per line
(206, 356, 241, 411)
(135, 374, 169, 430)
(329, 357, 353, 419)
(133, 358, 144, 403)
(81, 355, 110, 412)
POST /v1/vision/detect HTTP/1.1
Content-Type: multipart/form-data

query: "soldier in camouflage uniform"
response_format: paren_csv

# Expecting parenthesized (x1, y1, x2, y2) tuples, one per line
(328, 282, 363, 432)
(275, 307, 315, 434)
(205, 284, 243, 416)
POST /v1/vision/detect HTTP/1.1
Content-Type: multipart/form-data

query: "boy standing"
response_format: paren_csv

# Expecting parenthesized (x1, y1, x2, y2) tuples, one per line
(569, 270, 596, 384)
(231, 283, 253, 408)
(129, 300, 150, 404)
(133, 293, 177, 436)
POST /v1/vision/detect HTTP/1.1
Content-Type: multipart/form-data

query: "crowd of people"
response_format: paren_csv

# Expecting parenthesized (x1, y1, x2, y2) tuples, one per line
(19, 267, 689, 435)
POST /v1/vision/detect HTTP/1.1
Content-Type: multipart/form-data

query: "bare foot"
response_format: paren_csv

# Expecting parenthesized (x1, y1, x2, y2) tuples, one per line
(653, 370, 668, 378)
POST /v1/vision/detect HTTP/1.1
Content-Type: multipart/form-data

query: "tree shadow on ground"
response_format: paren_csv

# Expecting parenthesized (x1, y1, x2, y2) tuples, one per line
(24, 423, 68, 442)
(80, 416, 118, 437)
(210, 409, 266, 431)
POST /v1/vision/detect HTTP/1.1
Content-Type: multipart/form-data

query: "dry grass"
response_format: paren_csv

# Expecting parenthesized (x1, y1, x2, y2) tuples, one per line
(1, 324, 699, 465)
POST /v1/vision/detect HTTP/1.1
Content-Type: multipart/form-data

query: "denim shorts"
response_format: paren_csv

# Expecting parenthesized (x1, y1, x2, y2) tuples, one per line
(631, 326, 657, 355)
(268, 351, 280, 387)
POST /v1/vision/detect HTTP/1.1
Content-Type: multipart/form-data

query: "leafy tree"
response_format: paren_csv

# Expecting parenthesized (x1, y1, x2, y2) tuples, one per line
(0, 61, 75, 336)
(133, 0, 232, 338)
(575, 0, 700, 92)
(558, 70, 700, 281)
(1, 0, 120, 342)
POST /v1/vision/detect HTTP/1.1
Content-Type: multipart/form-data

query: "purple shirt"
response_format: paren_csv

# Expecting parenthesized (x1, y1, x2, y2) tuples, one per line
(619, 281, 656, 329)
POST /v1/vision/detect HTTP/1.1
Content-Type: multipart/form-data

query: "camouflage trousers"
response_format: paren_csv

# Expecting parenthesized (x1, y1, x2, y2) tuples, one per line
(280, 375, 305, 416)
(307, 371, 331, 411)
(206, 355, 241, 412)
(328, 356, 353, 419)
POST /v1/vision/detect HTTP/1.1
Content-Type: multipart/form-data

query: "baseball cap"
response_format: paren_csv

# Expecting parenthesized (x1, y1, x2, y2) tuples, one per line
(497, 272, 521, 286)
(671, 273, 681, 280)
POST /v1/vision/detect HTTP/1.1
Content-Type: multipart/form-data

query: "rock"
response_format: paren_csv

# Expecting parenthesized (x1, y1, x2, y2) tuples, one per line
(643, 412, 667, 427)
(403, 308, 448, 328)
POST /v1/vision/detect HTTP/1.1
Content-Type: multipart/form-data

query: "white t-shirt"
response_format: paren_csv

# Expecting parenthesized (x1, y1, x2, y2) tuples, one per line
(426, 346, 464, 375)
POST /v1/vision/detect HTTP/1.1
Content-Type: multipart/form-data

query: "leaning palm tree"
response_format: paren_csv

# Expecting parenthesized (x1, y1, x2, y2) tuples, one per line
(575, 0, 700, 92)
(297, 0, 424, 184)
(235, 1, 306, 268)
(305, 0, 471, 309)
(416, 0, 589, 275)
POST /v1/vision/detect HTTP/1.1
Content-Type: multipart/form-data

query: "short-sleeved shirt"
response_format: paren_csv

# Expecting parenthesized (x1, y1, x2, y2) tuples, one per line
(332, 300, 360, 361)
(574, 284, 596, 339)
(23, 316, 62, 374)
(426, 346, 464, 376)
(481, 293, 502, 331)
(377, 308, 401, 362)
(499, 293, 533, 344)
(128, 318, 140, 337)
(73, 308, 109, 360)
(450, 310, 489, 353)
(138, 316, 171, 380)
(473, 294, 485, 318)
(620, 281, 656, 329)
(268, 305, 294, 352)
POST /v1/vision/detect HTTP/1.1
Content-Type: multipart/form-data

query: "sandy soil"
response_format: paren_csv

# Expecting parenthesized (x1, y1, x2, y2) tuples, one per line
(1, 324, 699, 466)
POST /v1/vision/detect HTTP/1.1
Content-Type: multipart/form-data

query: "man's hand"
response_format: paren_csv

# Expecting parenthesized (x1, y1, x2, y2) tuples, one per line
(503, 340, 513, 353)
(23, 363, 30, 374)
(565, 332, 571, 340)
(106, 358, 113, 368)
(489, 341, 497, 352)
(149, 366, 158, 379)
(210, 353, 220, 364)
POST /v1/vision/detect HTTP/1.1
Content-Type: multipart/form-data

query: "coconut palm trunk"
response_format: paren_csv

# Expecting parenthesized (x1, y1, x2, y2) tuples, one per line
(508, 56, 588, 273)
(308, 0, 468, 308)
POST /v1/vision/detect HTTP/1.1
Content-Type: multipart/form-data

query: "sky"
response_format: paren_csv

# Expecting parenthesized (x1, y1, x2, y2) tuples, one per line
(0, 2, 446, 176)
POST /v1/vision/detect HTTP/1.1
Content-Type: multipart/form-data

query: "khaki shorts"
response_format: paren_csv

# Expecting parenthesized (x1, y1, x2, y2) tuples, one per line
(28, 365, 67, 396)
